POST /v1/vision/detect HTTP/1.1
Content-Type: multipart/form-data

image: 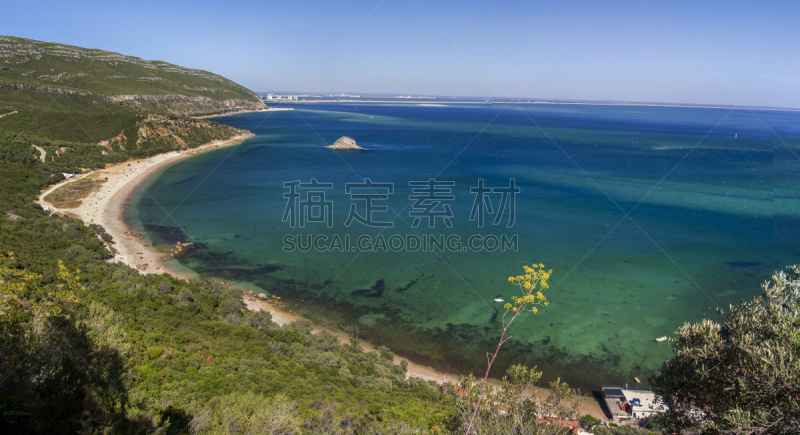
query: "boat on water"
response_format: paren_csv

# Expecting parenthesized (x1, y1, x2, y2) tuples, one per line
(655, 336, 668, 342)
(494, 298, 504, 302)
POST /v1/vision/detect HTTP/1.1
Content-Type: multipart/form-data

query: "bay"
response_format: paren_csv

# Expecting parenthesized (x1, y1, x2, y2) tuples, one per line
(130, 102, 800, 391)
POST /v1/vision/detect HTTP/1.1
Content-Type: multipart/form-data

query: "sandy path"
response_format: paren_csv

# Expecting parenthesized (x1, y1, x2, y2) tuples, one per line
(38, 133, 254, 277)
(31, 145, 46, 162)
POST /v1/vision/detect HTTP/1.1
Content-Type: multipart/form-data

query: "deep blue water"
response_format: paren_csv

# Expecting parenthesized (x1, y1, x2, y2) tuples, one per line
(131, 102, 800, 390)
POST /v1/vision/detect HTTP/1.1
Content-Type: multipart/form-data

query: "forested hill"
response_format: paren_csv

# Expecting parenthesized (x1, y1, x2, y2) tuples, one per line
(0, 35, 265, 193)
(0, 35, 264, 116)
(0, 37, 458, 434)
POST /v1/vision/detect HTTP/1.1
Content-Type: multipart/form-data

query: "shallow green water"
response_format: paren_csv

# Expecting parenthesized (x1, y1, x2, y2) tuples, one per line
(130, 102, 800, 390)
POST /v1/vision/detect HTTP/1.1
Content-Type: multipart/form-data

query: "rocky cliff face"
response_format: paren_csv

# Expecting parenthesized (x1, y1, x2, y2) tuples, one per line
(0, 82, 88, 95)
(98, 114, 249, 153)
(104, 94, 264, 116)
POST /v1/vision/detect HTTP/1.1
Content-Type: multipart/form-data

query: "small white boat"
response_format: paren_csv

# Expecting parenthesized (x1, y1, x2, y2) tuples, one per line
(494, 298, 504, 303)
(655, 336, 668, 342)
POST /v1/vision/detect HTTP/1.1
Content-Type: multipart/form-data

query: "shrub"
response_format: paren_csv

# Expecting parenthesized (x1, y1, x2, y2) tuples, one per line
(158, 279, 173, 294)
(188, 391, 300, 435)
(177, 287, 193, 302)
(247, 310, 274, 331)
(377, 345, 394, 361)
(579, 414, 603, 429)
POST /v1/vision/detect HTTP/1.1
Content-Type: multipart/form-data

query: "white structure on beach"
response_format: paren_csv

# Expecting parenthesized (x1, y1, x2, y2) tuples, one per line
(601, 385, 665, 422)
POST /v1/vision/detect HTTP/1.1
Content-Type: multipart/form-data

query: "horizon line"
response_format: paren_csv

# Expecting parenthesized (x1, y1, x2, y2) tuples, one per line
(255, 93, 800, 112)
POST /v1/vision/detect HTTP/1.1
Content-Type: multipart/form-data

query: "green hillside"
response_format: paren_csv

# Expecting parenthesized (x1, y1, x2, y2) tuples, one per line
(0, 36, 461, 435)
(0, 35, 264, 116)
(0, 36, 267, 180)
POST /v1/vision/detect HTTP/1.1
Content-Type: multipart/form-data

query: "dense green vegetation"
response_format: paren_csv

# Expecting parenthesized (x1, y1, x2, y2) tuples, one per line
(0, 203, 453, 433)
(0, 35, 261, 187)
(651, 267, 800, 434)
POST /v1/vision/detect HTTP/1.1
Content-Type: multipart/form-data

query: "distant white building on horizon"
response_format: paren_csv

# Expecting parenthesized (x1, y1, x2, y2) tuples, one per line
(265, 94, 297, 101)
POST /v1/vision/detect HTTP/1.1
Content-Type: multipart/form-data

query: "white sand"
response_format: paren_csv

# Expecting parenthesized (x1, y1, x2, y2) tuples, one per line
(37, 133, 254, 277)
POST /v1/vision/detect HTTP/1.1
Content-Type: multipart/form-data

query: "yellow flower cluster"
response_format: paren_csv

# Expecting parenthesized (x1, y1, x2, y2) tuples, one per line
(504, 263, 551, 316)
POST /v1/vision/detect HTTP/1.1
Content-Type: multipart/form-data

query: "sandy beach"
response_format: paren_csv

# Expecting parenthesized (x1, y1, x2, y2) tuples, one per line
(37, 133, 254, 277)
(37, 131, 606, 419)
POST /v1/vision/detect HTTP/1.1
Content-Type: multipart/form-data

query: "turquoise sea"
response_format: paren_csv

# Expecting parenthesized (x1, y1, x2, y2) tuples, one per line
(130, 102, 800, 391)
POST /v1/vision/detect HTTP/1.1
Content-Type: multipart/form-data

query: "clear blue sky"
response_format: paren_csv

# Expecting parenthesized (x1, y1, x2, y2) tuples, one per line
(4, 0, 799, 107)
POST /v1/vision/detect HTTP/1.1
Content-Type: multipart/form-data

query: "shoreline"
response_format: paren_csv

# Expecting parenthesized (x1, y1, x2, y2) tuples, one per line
(241, 295, 606, 418)
(193, 107, 293, 119)
(36, 127, 607, 419)
(37, 133, 255, 277)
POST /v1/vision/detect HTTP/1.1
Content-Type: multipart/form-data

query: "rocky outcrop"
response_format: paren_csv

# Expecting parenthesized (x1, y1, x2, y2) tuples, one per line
(98, 130, 126, 150)
(326, 136, 365, 150)
(103, 94, 265, 116)
(94, 114, 249, 152)
(105, 94, 213, 103)
(0, 83, 88, 96)
(170, 241, 195, 258)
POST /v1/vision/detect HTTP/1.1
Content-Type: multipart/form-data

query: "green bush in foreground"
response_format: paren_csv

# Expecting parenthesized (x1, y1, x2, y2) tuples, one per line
(651, 266, 800, 435)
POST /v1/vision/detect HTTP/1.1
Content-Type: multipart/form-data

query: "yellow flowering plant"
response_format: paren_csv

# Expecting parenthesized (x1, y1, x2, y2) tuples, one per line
(0, 253, 80, 325)
(466, 263, 552, 434)
(504, 263, 550, 316)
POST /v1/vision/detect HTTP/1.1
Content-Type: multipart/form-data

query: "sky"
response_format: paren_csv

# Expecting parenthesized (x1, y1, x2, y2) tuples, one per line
(4, 0, 800, 108)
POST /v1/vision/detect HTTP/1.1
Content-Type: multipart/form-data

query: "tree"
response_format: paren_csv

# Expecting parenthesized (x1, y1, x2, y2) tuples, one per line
(465, 263, 551, 434)
(651, 265, 800, 434)
(247, 310, 274, 331)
